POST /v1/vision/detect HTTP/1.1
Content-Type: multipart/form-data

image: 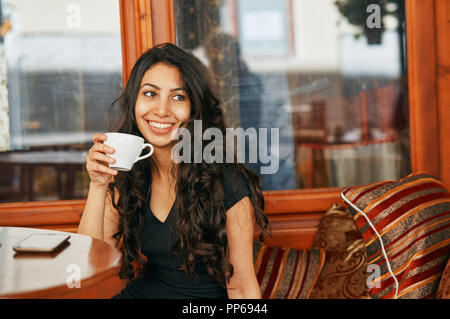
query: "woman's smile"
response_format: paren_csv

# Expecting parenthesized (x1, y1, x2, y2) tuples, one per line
(147, 120, 176, 134)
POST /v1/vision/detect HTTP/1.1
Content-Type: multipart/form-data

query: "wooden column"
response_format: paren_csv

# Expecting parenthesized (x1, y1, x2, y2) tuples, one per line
(119, 0, 175, 85)
(150, 0, 175, 45)
(434, 0, 450, 189)
(405, 0, 441, 180)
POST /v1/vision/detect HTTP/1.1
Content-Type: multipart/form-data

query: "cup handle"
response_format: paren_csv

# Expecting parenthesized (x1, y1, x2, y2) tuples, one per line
(134, 143, 154, 163)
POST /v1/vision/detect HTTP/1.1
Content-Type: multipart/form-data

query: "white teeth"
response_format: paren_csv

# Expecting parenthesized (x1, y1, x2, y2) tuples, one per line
(149, 121, 174, 129)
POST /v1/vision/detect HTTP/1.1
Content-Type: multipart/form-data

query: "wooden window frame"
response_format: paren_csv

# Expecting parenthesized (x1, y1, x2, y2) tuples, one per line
(0, 0, 447, 250)
(118, 0, 447, 211)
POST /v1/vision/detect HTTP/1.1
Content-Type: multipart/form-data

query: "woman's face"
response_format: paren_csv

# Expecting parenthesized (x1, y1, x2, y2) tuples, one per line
(135, 63, 191, 149)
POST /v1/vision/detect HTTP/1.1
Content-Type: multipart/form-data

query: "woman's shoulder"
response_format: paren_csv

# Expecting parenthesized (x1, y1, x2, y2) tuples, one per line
(219, 164, 251, 211)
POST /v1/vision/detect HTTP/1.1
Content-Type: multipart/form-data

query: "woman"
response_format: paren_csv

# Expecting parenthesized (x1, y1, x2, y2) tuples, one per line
(77, 43, 269, 299)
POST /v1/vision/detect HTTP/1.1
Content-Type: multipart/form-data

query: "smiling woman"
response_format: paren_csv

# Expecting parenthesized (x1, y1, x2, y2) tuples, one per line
(77, 43, 269, 299)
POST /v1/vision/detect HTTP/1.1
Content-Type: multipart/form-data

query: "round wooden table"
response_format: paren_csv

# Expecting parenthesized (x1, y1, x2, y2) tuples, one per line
(0, 227, 124, 298)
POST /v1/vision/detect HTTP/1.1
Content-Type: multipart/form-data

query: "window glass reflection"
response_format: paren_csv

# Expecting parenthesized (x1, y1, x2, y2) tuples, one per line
(174, 0, 410, 190)
(0, 0, 122, 202)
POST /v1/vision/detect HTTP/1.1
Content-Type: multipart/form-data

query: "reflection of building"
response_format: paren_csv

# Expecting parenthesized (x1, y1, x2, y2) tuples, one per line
(3, 0, 122, 150)
(0, 0, 122, 202)
(176, 0, 409, 190)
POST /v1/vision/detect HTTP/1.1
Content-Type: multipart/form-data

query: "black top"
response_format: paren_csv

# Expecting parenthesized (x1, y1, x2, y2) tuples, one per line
(112, 165, 251, 299)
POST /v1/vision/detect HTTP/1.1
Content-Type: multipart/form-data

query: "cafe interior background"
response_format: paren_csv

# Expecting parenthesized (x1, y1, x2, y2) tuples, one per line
(0, 0, 448, 298)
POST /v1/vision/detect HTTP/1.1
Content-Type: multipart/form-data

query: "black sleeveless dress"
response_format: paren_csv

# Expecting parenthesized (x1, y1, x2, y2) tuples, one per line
(112, 165, 251, 299)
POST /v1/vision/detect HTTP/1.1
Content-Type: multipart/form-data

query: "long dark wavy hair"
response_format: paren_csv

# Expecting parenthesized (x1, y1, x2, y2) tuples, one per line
(108, 43, 269, 288)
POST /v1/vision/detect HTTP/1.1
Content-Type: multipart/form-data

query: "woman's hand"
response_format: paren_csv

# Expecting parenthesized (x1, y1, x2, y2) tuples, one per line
(86, 133, 118, 188)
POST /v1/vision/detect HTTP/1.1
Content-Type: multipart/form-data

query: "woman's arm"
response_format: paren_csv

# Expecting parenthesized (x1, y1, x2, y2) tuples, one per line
(77, 183, 108, 240)
(225, 196, 262, 299)
(77, 133, 119, 244)
(78, 184, 119, 246)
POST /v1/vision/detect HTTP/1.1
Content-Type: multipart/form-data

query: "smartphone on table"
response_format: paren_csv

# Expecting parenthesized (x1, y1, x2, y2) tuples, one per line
(13, 233, 71, 253)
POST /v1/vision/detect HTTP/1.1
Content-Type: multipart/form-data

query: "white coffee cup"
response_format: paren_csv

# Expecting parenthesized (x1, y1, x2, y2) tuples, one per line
(104, 133, 154, 171)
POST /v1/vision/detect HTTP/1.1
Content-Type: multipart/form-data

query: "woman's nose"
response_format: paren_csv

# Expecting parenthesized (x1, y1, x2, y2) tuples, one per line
(154, 98, 170, 116)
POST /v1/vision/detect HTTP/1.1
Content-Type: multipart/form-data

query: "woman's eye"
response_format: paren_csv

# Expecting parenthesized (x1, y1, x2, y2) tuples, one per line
(173, 95, 185, 101)
(144, 91, 156, 98)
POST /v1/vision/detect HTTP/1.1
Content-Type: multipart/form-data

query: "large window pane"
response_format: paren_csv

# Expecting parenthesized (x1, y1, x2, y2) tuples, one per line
(0, 0, 122, 202)
(174, 0, 410, 190)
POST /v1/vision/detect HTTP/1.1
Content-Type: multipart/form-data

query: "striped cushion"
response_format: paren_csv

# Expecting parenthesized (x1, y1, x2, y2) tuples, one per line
(253, 242, 326, 299)
(341, 172, 450, 299)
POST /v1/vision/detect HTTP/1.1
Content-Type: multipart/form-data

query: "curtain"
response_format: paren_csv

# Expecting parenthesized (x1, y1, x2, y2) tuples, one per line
(297, 139, 410, 188)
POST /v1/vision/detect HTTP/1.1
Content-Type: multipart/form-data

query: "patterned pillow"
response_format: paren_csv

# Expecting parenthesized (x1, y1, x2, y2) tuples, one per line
(310, 203, 370, 299)
(341, 172, 450, 299)
(253, 242, 326, 299)
(310, 249, 371, 299)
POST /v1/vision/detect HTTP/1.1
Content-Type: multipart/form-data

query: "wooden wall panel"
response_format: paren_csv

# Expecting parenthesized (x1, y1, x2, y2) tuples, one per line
(264, 188, 342, 214)
(0, 188, 343, 250)
(0, 200, 84, 227)
(0, 192, 339, 250)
